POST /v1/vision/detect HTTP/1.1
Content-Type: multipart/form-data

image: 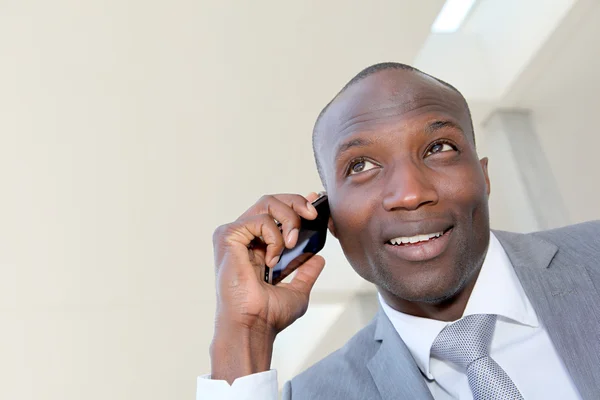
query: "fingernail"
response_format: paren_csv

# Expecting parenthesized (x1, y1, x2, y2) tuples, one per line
(307, 201, 317, 215)
(286, 228, 299, 248)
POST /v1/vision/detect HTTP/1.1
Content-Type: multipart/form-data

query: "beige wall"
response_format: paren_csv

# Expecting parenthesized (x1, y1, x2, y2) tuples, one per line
(519, 4, 600, 225)
(0, 2, 218, 398)
(474, 0, 600, 232)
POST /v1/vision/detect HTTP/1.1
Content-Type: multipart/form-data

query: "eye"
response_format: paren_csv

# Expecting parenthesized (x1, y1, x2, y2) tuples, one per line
(348, 158, 378, 175)
(425, 141, 457, 157)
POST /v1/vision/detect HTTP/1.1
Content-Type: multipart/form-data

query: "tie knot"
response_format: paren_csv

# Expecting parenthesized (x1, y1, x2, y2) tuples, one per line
(431, 314, 497, 369)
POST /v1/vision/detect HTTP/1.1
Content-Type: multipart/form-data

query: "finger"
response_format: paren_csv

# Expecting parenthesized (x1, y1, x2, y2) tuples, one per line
(261, 196, 302, 249)
(221, 214, 285, 267)
(247, 238, 267, 269)
(242, 195, 316, 249)
(243, 194, 318, 222)
(285, 255, 326, 296)
(305, 192, 321, 203)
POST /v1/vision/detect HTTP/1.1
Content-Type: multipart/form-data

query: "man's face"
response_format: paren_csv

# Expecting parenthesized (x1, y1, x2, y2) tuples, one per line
(317, 69, 491, 304)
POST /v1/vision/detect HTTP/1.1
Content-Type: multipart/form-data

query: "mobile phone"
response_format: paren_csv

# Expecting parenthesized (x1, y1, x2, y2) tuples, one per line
(264, 194, 330, 285)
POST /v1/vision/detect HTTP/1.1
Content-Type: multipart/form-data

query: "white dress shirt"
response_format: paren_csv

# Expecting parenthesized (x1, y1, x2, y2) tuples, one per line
(197, 233, 581, 399)
(196, 370, 278, 400)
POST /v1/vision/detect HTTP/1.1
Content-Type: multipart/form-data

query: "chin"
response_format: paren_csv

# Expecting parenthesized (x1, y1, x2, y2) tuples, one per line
(388, 283, 460, 304)
(379, 267, 470, 304)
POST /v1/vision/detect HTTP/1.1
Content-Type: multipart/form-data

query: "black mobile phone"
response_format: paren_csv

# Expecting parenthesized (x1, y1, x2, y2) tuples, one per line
(264, 194, 330, 285)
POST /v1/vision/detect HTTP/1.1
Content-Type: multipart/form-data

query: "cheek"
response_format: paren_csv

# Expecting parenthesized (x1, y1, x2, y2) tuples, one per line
(435, 162, 488, 207)
(329, 192, 379, 253)
(435, 167, 490, 236)
(331, 202, 368, 238)
(331, 205, 377, 282)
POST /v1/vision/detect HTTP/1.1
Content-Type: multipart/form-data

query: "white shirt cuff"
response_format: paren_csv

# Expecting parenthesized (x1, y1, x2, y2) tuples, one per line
(196, 370, 278, 400)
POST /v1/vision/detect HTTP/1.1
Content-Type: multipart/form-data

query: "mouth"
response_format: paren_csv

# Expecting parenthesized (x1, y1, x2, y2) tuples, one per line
(386, 226, 453, 246)
(384, 226, 453, 262)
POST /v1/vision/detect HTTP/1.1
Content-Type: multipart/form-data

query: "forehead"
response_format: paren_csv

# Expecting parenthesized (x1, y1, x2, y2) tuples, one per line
(316, 69, 471, 155)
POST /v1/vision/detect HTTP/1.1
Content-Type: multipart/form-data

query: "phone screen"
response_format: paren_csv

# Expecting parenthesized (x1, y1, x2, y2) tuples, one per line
(264, 195, 330, 284)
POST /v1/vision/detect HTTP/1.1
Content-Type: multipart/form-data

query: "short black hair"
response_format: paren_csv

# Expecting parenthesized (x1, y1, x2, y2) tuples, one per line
(312, 62, 474, 183)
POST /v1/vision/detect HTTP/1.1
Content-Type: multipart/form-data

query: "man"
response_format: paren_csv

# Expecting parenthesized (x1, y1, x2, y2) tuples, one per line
(198, 63, 600, 399)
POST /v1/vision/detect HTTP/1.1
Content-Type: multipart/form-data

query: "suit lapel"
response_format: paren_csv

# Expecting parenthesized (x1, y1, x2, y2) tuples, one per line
(494, 230, 600, 400)
(367, 310, 434, 400)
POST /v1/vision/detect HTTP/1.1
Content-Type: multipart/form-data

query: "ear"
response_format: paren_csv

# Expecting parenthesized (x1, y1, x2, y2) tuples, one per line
(480, 157, 491, 196)
(327, 217, 338, 239)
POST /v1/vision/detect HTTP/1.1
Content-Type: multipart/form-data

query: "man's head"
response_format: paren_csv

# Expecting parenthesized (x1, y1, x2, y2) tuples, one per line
(313, 63, 475, 181)
(313, 62, 490, 314)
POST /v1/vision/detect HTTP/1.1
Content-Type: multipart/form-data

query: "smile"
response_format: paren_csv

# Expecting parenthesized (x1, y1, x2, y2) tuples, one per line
(387, 231, 444, 245)
(384, 227, 453, 262)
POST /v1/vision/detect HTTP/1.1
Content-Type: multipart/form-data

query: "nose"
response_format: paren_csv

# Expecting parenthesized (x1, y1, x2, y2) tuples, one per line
(382, 161, 439, 211)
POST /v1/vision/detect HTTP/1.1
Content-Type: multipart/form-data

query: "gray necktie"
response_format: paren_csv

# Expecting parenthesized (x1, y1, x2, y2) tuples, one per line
(431, 314, 524, 400)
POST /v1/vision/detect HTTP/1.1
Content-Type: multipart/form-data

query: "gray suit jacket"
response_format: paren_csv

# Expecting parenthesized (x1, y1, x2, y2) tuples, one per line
(282, 221, 600, 400)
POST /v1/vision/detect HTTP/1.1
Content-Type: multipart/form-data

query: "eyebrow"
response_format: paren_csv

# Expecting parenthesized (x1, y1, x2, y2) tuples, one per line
(335, 138, 375, 162)
(334, 120, 463, 163)
(425, 119, 463, 135)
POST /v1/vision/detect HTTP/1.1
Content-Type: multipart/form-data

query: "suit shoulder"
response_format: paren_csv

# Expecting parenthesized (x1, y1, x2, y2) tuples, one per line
(532, 221, 600, 250)
(286, 316, 380, 399)
(532, 221, 600, 268)
(296, 317, 378, 374)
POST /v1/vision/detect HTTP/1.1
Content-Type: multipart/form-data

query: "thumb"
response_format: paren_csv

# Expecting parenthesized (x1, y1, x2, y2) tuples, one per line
(286, 255, 326, 296)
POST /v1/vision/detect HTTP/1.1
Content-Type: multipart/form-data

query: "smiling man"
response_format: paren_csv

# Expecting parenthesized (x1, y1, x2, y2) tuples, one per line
(199, 63, 600, 400)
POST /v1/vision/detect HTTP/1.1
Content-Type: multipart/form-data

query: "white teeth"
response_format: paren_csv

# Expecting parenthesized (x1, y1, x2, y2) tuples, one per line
(389, 231, 444, 245)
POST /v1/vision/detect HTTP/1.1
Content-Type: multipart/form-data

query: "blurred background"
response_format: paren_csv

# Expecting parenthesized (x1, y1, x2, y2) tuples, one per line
(1, 0, 599, 398)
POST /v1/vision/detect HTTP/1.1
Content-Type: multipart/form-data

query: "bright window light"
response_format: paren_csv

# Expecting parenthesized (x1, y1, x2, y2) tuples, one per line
(431, 0, 476, 33)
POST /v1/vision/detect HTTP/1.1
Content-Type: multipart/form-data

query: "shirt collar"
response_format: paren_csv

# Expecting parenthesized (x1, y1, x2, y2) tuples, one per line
(378, 232, 539, 379)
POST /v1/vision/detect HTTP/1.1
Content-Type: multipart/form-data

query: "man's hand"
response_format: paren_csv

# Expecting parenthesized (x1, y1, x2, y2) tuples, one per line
(210, 193, 326, 384)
